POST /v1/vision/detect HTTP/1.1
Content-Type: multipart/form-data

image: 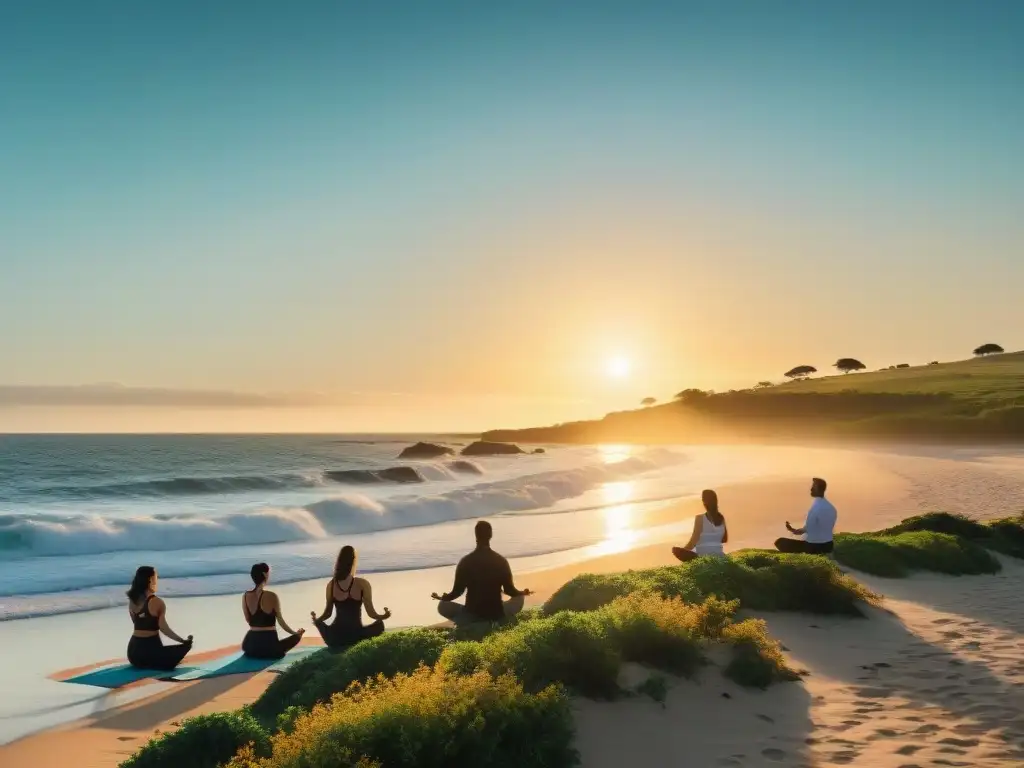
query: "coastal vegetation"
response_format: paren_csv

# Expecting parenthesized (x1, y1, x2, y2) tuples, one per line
(120, 554, 866, 768)
(833, 512, 1024, 577)
(483, 350, 1024, 444)
(120, 513, 1023, 767)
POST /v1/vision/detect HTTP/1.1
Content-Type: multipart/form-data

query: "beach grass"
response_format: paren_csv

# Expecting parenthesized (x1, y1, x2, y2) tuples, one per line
(227, 668, 577, 768)
(250, 628, 449, 728)
(119, 711, 271, 768)
(544, 551, 877, 617)
(833, 512, 1024, 577)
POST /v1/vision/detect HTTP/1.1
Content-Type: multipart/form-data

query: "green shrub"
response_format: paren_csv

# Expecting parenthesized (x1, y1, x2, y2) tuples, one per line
(986, 514, 1024, 558)
(228, 667, 579, 768)
(722, 618, 799, 689)
(603, 593, 735, 676)
(439, 609, 621, 699)
(835, 531, 1001, 577)
(635, 673, 669, 704)
(119, 711, 270, 768)
(881, 512, 991, 539)
(543, 553, 874, 617)
(250, 628, 448, 726)
(543, 573, 634, 615)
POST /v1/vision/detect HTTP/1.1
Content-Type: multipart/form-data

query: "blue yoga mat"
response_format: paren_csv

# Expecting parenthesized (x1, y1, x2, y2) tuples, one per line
(62, 663, 198, 689)
(170, 646, 322, 682)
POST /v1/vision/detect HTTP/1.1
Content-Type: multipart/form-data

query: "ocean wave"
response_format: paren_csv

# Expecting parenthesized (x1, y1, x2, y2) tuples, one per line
(23, 471, 329, 500)
(13, 459, 486, 500)
(0, 450, 683, 560)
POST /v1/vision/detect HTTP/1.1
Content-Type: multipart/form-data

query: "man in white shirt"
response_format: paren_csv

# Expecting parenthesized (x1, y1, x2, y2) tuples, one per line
(774, 477, 837, 555)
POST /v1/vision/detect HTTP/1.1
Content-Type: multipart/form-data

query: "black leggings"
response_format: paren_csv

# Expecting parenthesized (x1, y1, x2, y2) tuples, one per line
(774, 538, 834, 555)
(242, 629, 302, 660)
(314, 618, 385, 649)
(127, 635, 192, 671)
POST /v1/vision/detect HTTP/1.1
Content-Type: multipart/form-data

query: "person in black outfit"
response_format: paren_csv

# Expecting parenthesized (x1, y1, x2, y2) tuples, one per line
(241, 562, 305, 659)
(126, 566, 193, 670)
(311, 545, 391, 649)
(431, 520, 532, 625)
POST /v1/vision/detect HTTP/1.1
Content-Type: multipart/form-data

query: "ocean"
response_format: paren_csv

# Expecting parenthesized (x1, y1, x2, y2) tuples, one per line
(0, 434, 789, 622)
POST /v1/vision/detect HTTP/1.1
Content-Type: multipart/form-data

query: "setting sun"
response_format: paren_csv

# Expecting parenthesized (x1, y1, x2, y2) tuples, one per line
(606, 356, 631, 379)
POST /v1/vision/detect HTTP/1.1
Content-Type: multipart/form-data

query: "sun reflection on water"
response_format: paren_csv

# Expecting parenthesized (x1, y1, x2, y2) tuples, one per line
(599, 444, 632, 464)
(594, 480, 640, 555)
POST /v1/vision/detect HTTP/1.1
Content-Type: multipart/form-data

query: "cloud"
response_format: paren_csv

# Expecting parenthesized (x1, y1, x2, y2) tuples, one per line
(0, 384, 322, 408)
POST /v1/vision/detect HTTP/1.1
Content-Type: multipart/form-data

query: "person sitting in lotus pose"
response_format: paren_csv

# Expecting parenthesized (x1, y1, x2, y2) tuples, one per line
(431, 521, 532, 625)
(672, 489, 728, 562)
(312, 546, 391, 648)
(774, 477, 837, 555)
(126, 566, 193, 670)
(241, 562, 305, 659)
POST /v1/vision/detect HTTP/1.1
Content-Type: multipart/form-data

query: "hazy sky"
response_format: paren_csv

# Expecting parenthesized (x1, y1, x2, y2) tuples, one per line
(2, 2, 1022, 432)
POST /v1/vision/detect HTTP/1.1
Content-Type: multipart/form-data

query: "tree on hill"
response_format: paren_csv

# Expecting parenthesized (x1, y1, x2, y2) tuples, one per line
(784, 365, 817, 380)
(834, 358, 866, 374)
(754, 381, 774, 389)
(674, 388, 710, 404)
(896, 363, 910, 368)
(929, 361, 939, 365)
(974, 343, 1004, 356)
(641, 397, 657, 407)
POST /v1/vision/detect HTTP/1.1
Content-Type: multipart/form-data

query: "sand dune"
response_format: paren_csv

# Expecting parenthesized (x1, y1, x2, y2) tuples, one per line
(576, 558, 1024, 768)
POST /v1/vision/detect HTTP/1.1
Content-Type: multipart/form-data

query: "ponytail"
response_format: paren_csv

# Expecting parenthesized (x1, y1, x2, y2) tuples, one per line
(334, 546, 356, 582)
(701, 489, 724, 527)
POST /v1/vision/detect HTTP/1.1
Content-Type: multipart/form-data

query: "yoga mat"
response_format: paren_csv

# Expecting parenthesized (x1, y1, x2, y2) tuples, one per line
(170, 646, 322, 681)
(61, 663, 197, 689)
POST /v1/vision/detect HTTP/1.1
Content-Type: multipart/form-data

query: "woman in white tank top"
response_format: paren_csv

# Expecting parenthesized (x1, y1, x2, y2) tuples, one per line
(672, 489, 728, 563)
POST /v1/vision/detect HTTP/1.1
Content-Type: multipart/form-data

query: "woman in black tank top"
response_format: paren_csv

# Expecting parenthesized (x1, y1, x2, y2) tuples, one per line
(241, 563, 305, 659)
(126, 566, 193, 670)
(312, 546, 391, 649)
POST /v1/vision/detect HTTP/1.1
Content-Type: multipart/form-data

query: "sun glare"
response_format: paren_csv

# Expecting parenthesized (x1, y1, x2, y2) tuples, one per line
(606, 355, 631, 379)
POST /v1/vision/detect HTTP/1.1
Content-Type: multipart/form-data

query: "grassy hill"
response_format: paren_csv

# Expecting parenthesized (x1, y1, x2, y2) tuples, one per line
(484, 352, 1024, 444)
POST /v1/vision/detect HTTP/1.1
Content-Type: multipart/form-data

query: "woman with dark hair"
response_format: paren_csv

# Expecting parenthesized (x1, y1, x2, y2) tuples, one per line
(311, 546, 391, 648)
(241, 562, 305, 659)
(126, 566, 193, 670)
(672, 489, 728, 563)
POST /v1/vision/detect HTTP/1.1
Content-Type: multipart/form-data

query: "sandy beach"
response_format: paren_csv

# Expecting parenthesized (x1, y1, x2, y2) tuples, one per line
(3, 444, 1024, 767)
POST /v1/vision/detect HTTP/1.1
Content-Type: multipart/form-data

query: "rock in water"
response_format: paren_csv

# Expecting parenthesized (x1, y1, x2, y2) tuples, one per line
(449, 460, 483, 474)
(398, 442, 454, 459)
(461, 441, 525, 457)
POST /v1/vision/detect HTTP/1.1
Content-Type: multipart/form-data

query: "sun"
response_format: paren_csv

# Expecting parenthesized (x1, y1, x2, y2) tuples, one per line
(605, 355, 631, 379)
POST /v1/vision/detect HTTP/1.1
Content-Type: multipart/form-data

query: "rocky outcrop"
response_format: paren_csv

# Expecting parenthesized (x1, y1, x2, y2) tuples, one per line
(326, 466, 425, 484)
(449, 460, 483, 474)
(461, 441, 525, 457)
(398, 442, 454, 459)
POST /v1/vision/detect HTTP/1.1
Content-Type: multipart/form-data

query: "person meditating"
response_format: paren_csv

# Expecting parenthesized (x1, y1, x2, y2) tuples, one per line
(126, 566, 193, 670)
(311, 545, 391, 648)
(774, 477, 837, 555)
(672, 489, 728, 562)
(431, 520, 532, 625)
(241, 562, 305, 659)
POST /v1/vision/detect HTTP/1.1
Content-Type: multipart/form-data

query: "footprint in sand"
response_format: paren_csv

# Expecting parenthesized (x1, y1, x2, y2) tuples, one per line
(825, 749, 860, 764)
(895, 744, 922, 755)
(939, 737, 980, 748)
(760, 748, 786, 762)
(912, 723, 940, 735)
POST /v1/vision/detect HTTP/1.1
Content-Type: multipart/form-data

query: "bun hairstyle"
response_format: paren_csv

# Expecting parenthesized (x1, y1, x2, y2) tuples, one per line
(127, 566, 156, 604)
(250, 562, 270, 586)
(701, 489, 725, 527)
(334, 545, 357, 582)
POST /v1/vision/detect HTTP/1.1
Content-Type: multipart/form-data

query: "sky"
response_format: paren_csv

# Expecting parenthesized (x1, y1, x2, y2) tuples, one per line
(1, 2, 1022, 433)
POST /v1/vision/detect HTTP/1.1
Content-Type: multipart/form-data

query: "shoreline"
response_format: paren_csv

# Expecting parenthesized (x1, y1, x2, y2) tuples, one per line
(4, 444, 1024, 765)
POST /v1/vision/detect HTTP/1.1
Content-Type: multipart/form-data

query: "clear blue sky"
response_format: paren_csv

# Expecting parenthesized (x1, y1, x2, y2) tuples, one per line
(1, 2, 1022, 431)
